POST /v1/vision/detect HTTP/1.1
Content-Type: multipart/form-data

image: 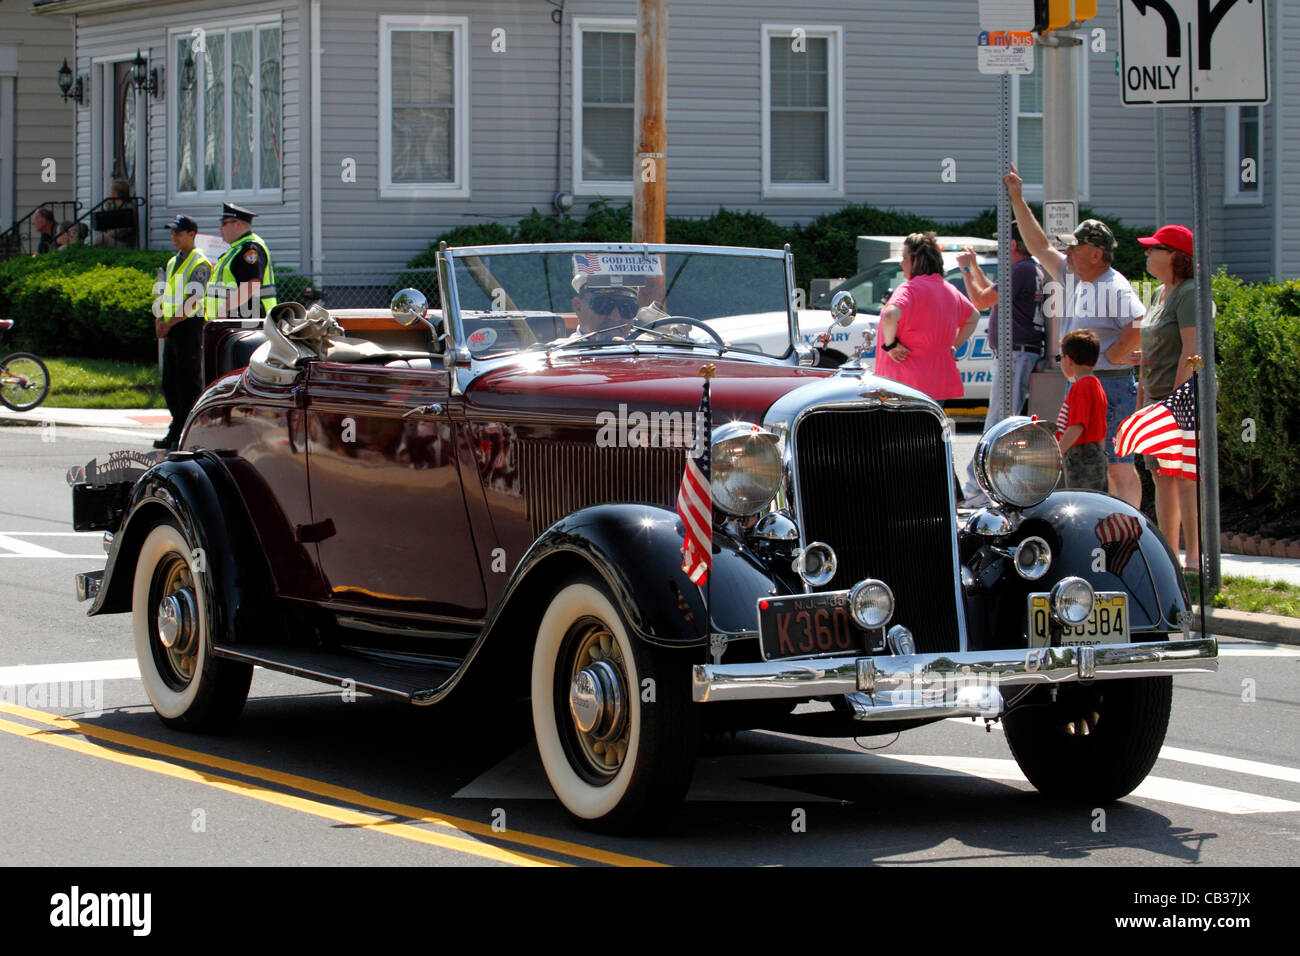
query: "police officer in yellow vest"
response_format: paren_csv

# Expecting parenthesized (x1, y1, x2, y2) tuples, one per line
(204, 201, 276, 321)
(155, 215, 211, 449)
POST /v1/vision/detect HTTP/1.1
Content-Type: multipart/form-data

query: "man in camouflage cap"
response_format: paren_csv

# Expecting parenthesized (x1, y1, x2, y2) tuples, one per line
(1004, 165, 1147, 509)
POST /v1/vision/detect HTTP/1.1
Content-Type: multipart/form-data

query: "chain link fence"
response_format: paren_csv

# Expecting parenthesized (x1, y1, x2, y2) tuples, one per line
(277, 268, 440, 310)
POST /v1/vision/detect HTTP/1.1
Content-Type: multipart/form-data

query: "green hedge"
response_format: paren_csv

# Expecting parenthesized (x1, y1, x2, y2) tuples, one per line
(1213, 270, 1300, 512)
(0, 246, 169, 358)
(409, 199, 1153, 293)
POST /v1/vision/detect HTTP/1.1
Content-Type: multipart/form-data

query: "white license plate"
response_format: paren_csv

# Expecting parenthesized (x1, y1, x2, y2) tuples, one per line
(1029, 593, 1129, 646)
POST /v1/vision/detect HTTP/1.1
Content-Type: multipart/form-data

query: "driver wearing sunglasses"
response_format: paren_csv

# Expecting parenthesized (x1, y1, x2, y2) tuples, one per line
(570, 273, 642, 340)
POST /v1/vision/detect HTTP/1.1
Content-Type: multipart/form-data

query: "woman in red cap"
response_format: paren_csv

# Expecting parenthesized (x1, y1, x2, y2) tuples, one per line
(1136, 224, 1200, 571)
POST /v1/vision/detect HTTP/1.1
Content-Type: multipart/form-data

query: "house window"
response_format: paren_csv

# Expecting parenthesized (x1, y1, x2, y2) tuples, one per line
(1012, 44, 1089, 202)
(170, 20, 281, 199)
(379, 15, 470, 199)
(573, 19, 635, 195)
(761, 25, 843, 198)
(1224, 105, 1262, 205)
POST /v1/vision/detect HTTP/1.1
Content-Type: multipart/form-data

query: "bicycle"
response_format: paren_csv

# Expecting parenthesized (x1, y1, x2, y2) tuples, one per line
(0, 319, 51, 412)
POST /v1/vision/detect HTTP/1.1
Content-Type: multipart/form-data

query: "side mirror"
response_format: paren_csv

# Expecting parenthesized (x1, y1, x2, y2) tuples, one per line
(391, 288, 429, 327)
(830, 291, 857, 325)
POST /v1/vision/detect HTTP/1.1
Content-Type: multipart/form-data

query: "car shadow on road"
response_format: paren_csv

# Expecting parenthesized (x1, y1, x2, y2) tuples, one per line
(61, 692, 1218, 866)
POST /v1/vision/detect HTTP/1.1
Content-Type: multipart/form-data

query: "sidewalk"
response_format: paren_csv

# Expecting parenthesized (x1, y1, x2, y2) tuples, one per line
(0, 406, 169, 428)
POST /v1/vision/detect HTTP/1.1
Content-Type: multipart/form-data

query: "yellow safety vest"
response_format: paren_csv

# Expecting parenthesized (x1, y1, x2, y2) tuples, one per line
(203, 231, 277, 320)
(160, 248, 211, 323)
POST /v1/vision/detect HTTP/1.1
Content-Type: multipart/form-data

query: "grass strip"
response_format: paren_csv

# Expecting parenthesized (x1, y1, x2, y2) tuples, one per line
(42, 356, 164, 409)
(1185, 573, 1300, 619)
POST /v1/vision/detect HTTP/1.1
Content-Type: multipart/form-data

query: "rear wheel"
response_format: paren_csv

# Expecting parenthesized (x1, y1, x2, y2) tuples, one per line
(531, 579, 697, 833)
(0, 352, 50, 411)
(132, 521, 252, 730)
(1003, 677, 1172, 802)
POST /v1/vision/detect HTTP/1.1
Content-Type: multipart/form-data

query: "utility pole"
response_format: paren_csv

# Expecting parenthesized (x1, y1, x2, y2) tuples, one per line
(631, 0, 667, 243)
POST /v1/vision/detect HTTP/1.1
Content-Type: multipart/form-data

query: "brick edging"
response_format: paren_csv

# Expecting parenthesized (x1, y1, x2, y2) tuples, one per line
(1220, 533, 1300, 560)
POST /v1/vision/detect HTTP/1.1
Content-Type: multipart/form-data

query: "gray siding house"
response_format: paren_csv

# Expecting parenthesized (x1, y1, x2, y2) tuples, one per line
(1, 0, 73, 236)
(33, 0, 1297, 285)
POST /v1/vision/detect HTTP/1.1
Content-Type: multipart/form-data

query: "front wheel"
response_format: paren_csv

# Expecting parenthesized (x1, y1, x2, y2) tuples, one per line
(132, 521, 252, 730)
(531, 579, 697, 833)
(1003, 677, 1172, 802)
(0, 352, 50, 411)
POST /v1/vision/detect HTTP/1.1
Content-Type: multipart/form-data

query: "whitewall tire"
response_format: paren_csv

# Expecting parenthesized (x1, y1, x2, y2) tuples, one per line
(531, 579, 696, 833)
(132, 521, 251, 730)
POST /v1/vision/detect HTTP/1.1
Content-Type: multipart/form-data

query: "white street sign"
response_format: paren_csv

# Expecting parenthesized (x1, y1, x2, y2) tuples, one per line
(1119, 0, 1268, 106)
(977, 31, 1035, 75)
(978, 0, 1035, 31)
(1044, 201, 1078, 245)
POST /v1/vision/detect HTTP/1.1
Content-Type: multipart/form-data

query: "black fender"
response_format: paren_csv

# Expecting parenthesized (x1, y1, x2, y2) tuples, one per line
(962, 490, 1190, 650)
(448, 503, 781, 702)
(86, 452, 280, 646)
(503, 503, 778, 647)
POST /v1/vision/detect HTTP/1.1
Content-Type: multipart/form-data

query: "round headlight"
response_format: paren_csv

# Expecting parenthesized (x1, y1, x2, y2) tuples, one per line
(849, 579, 895, 629)
(973, 416, 1062, 509)
(1051, 576, 1095, 626)
(711, 422, 784, 516)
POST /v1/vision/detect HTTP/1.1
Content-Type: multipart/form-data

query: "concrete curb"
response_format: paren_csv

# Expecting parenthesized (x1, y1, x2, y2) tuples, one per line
(1190, 605, 1300, 644)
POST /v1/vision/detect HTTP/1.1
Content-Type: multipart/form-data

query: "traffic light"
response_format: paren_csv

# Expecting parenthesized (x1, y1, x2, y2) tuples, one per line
(1034, 0, 1097, 33)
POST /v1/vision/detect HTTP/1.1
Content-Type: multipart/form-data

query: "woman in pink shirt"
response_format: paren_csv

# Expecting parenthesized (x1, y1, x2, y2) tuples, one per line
(874, 232, 980, 401)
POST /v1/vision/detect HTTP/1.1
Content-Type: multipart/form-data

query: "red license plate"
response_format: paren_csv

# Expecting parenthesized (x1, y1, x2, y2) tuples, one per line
(757, 591, 866, 660)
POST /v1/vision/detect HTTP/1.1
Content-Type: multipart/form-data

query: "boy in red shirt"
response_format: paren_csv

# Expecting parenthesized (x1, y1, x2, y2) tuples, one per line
(1054, 329, 1109, 492)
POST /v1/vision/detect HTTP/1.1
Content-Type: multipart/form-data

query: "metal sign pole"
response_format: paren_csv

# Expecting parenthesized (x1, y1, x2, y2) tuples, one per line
(996, 73, 1012, 420)
(1188, 106, 1221, 590)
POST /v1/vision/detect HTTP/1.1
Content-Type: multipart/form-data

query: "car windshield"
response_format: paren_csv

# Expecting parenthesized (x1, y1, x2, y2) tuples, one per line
(815, 261, 1000, 313)
(444, 247, 794, 360)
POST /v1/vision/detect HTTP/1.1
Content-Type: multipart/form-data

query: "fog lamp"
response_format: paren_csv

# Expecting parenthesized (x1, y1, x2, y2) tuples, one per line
(1051, 576, 1095, 626)
(848, 579, 894, 629)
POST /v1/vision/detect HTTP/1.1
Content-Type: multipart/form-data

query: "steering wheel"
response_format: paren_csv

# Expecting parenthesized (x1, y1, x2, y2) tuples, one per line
(629, 316, 726, 347)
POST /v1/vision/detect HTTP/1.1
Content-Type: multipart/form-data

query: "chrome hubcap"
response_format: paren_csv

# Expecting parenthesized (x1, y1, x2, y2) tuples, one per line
(569, 659, 626, 741)
(151, 552, 200, 690)
(157, 588, 197, 652)
(563, 621, 632, 777)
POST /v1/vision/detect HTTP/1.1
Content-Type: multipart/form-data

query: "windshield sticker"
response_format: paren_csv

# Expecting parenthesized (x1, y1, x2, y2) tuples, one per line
(467, 326, 499, 352)
(572, 253, 664, 281)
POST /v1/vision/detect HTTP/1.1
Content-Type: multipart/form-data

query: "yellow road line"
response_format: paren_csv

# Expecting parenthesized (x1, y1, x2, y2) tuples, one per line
(0, 715, 558, 867)
(0, 702, 665, 867)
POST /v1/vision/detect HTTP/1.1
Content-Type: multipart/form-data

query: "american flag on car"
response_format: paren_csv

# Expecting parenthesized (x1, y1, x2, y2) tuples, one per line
(677, 369, 714, 586)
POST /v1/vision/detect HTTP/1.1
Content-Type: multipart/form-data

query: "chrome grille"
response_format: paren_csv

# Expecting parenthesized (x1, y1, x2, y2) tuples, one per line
(793, 408, 962, 654)
(518, 441, 685, 538)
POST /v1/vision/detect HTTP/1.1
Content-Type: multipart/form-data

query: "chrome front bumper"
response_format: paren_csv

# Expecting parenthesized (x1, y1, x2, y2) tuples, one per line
(691, 638, 1218, 720)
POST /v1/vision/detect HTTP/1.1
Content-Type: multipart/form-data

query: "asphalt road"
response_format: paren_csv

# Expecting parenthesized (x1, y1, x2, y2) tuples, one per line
(1, 424, 1297, 868)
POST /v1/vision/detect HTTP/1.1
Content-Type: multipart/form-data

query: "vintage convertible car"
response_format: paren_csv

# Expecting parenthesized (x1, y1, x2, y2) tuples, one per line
(70, 242, 1216, 833)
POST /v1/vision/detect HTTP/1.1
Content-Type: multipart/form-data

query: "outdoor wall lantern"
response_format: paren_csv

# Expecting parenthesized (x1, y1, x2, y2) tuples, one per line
(131, 49, 162, 99)
(57, 59, 85, 106)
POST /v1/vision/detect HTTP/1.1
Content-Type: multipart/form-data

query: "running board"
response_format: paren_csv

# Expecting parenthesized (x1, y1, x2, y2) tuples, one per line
(214, 643, 457, 704)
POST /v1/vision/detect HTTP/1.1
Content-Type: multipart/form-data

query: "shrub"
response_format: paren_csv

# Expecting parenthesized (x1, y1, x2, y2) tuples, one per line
(0, 248, 168, 358)
(1213, 270, 1300, 512)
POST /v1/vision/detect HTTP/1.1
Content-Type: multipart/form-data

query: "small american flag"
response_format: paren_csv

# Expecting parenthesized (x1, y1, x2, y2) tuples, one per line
(573, 254, 602, 274)
(1115, 378, 1199, 479)
(677, 371, 713, 586)
(1054, 396, 1070, 442)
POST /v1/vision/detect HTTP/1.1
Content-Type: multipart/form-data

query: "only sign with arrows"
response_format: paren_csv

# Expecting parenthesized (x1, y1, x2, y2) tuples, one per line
(1119, 0, 1269, 105)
